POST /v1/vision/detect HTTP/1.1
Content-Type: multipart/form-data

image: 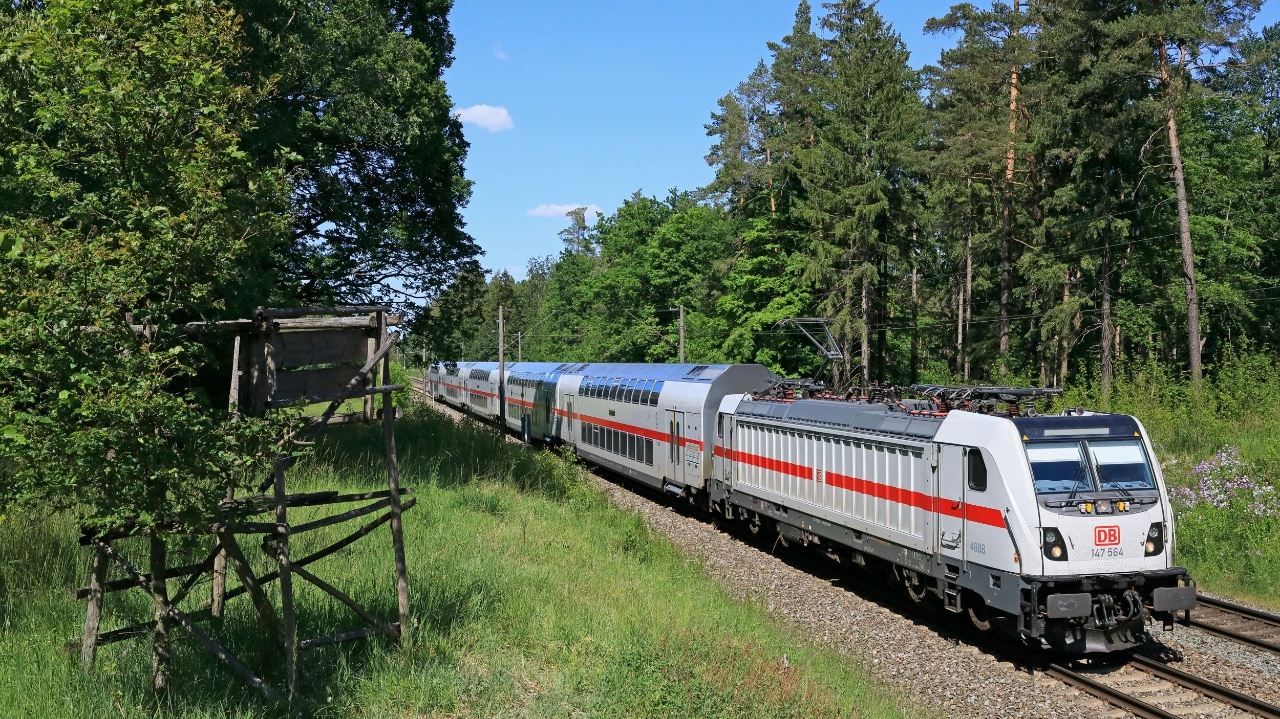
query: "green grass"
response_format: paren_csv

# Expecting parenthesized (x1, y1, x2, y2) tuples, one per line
(0, 404, 909, 718)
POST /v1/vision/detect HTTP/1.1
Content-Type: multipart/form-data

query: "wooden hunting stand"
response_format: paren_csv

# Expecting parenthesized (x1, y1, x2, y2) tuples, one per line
(75, 307, 414, 705)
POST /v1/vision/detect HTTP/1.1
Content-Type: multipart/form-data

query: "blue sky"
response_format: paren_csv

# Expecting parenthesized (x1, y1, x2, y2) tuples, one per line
(444, 0, 1280, 280)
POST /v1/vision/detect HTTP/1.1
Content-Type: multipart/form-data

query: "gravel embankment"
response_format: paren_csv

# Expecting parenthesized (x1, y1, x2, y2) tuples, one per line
(422, 397, 1278, 718)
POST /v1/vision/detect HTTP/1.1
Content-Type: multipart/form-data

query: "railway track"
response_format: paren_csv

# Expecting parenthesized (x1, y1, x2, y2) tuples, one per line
(407, 383, 1280, 718)
(1031, 652, 1280, 719)
(1185, 595, 1280, 658)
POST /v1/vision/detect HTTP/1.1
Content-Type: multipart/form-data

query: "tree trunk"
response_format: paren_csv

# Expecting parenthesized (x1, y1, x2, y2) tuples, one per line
(999, 0, 1021, 373)
(955, 281, 964, 376)
(1059, 269, 1071, 386)
(876, 254, 887, 384)
(910, 260, 919, 385)
(150, 532, 170, 697)
(964, 234, 973, 381)
(1159, 39, 1203, 389)
(1100, 216, 1114, 402)
(860, 273, 870, 388)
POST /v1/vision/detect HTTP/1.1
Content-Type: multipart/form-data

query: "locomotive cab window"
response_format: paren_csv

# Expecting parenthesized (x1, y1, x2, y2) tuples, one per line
(1088, 439, 1156, 490)
(966, 449, 988, 492)
(1026, 442, 1093, 494)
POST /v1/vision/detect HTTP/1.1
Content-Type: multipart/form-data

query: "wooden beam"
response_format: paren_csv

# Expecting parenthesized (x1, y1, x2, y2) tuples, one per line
(289, 498, 394, 535)
(73, 556, 217, 601)
(264, 384, 402, 411)
(298, 624, 398, 651)
(262, 306, 392, 319)
(216, 530, 285, 644)
(224, 488, 411, 514)
(80, 545, 107, 670)
(291, 565, 398, 639)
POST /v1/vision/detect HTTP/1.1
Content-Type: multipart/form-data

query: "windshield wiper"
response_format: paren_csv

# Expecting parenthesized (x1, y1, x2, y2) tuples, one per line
(1065, 463, 1090, 501)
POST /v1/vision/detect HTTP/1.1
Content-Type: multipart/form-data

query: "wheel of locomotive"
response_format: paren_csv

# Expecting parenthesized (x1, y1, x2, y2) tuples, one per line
(890, 564, 929, 603)
(902, 569, 930, 604)
(967, 596, 993, 631)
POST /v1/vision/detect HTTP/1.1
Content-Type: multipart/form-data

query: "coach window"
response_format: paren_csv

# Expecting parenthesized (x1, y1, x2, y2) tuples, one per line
(622, 380, 634, 403)
(650, 381, 664, 406)
(629, 379, 641, 403)
(612, 379, 624, 402)
(639, 380, 653, 405)
(966, 448, 988, 492)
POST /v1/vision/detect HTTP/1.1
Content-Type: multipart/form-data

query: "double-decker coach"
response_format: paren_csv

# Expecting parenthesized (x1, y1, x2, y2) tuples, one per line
(558, 363, 773, 493)
(430, 361, 774, 492)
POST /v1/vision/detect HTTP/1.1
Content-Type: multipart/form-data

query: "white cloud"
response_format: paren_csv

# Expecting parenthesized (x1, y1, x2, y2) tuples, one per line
(453, 104, 513, 132)
(527, 203, 603, 218)
(493, 43, 508, 60)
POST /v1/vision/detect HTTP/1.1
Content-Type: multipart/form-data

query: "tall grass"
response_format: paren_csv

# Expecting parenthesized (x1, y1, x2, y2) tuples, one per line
(1061, 350, 1280, 608)
(0, 404, 908, 718)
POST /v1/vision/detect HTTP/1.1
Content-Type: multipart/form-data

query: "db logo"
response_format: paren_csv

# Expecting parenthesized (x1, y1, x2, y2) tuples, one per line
(1094, 526, 1121, 546)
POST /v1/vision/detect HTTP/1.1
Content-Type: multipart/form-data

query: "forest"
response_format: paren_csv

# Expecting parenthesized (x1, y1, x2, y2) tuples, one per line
(428, 0, 1280, 400)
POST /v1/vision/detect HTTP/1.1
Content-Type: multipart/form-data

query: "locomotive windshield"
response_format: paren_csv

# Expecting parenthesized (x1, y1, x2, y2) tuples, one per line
(1026, 442, 1093, 494)
(1089, 439, 1156, 490)
(1025, 438, 1156, 494)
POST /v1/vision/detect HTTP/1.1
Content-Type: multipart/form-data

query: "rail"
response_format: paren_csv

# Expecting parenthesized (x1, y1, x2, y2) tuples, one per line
(1188, 594, 1280, 657)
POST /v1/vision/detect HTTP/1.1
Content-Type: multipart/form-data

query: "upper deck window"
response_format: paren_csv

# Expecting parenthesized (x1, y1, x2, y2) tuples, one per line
(1026, 442, 1093, 494)
(1089, 439, 1156, 490)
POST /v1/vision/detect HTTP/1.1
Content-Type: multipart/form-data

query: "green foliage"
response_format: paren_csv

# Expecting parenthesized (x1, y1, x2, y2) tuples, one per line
(1166, 448, 1280, 599)
(0, 404, 909, 717)
(237, 0, 481, 311)
(0, 0, 295, 529)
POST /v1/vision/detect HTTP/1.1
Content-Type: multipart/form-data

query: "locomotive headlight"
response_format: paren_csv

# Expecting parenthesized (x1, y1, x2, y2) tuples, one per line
(1145, 522, 1165, 556)
(1042, 527, 1068, 561)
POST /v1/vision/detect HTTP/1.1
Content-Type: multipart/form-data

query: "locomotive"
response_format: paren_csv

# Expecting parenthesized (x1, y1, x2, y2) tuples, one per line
(427, 360, 1197, 653)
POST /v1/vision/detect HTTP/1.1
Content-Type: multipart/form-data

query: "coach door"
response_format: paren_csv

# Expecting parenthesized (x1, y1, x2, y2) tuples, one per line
(668, 410, 685, 484)
(936, 444, 966, 572)
(564, 394, 574, 445)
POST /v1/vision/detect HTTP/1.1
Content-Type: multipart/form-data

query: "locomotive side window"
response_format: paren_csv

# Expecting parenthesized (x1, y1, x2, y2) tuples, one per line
(1026, 442, 1093, 494)
(1089, 440, 1156, 490)
(966, 449, 988, 492)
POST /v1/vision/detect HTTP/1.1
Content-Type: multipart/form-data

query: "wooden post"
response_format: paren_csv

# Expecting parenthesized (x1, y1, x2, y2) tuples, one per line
(272, 463, 298, 699)
(80, 545, 107, 670)
(214, 333, 243, 617)
(382, 313, 411, 640)
(211, 497, 229, 619)
(149, 532, 170, 695)
(364, 311, 377, 422)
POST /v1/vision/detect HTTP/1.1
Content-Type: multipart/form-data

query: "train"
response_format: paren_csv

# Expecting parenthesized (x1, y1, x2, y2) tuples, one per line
(426, 360, 1197, 653)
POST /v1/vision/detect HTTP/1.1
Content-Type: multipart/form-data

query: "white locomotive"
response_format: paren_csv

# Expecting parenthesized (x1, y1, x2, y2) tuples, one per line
(428, 361, 1197, 652)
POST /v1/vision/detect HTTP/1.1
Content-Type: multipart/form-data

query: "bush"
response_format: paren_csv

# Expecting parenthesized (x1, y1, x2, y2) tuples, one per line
(1168, 448, 1280, 594)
